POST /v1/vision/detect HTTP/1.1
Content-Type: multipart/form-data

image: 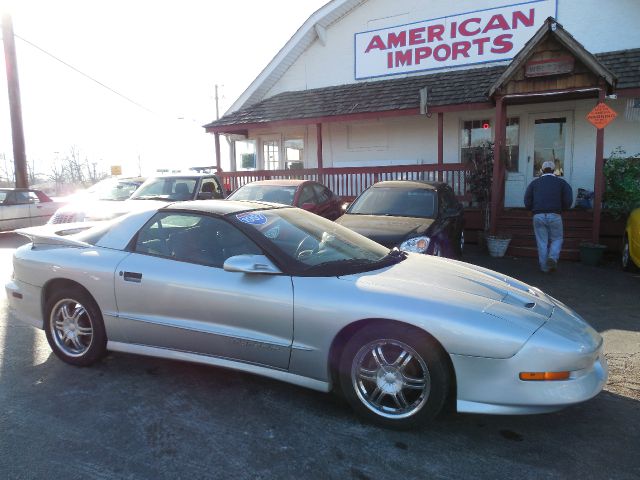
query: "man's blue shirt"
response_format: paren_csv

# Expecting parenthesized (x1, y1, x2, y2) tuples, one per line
(524, 174, 573, 214)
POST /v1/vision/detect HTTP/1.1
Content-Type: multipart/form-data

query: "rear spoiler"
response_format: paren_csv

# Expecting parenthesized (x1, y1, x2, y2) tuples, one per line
(15, 223, 98, 248)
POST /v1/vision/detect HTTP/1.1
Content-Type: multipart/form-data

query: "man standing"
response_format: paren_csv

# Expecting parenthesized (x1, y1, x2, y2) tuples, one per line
(524, 161, 573, 273)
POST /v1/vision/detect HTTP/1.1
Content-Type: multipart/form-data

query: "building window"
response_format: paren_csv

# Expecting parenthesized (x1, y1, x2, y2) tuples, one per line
(235, 140, 256, 170)
(263, 139, 280, 170)
(505, 118, 520, 172)
(460, 118, 519, 172)
(460, 119, 492, 164)
(284, 137, 304, 170)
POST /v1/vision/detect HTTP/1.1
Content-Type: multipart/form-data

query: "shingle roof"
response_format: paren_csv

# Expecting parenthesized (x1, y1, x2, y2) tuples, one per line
(596, 49, 640, 90)
(205, 48, 640, 130)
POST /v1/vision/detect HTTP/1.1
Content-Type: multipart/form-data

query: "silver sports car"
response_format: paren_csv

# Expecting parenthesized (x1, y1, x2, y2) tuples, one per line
(5, 200, 607, 429)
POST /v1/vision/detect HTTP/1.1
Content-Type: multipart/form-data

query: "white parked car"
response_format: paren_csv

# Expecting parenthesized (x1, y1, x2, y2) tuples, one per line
(0, 188, 63, 231)
(49, 173, 225, 224)
(49, 177, 145, 224)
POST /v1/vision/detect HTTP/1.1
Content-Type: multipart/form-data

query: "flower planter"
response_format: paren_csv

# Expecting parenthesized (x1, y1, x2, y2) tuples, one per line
(486, 235, 512, 258)
(579, 243, 607, 266)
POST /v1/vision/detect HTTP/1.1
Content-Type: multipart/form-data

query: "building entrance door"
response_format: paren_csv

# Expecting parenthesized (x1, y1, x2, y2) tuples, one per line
(525, 112, 573, 188)
(504, 111, 573, 207)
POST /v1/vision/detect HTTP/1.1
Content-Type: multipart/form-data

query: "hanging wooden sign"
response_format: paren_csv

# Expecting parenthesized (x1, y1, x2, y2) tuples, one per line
(525, 57, 575, 77)
(586, 103, 617, 129)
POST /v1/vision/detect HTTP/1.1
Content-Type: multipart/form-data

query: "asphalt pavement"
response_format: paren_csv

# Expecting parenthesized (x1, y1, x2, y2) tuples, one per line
(0, 232, 638, 480)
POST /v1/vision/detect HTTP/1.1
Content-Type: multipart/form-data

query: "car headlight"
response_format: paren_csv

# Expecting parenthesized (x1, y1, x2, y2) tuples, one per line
(399, 236, 430, 253)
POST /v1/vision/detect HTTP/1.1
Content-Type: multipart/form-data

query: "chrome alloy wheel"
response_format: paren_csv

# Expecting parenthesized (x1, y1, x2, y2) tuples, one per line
(49, 298, 94, 357)
(351, 339, 431, 419)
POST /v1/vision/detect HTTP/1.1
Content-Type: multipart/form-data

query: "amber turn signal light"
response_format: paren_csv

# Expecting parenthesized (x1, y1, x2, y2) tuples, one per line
(519, 371, 571, 381)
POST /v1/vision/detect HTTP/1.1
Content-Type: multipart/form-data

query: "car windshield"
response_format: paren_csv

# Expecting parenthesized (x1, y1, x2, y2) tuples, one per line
(131, 177, 197, 201)
(348, 187, 437, 218)
(84, 179, 142, 201)
(231, 208, 402, 276)
(228, 185, 297, 205)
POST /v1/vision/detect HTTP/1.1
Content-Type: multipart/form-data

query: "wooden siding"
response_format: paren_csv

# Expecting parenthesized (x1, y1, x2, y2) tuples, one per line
(504, 37, 600, 95)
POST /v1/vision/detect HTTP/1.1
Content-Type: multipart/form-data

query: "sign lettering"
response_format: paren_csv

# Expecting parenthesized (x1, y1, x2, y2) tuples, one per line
(354, 0, 557, 79)
(586, 103, 617, 130)
(525, 57, 574, 77)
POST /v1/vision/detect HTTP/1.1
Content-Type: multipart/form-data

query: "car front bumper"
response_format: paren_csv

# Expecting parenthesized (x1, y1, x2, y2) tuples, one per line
(451, 304, 608, 415)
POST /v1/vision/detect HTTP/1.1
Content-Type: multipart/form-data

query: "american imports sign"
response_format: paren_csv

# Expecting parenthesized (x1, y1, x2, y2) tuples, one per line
(354, 0, 557, 80)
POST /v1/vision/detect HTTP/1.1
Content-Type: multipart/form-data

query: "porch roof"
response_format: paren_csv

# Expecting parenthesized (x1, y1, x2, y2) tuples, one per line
(204, 48, 640, 132)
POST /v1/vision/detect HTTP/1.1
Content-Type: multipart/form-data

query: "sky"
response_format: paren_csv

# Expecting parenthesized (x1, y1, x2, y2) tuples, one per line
(1, 0, 329, 180)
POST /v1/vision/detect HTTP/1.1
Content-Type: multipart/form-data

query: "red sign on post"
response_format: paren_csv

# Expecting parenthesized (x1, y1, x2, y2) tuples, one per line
(586, 103, 617, 129)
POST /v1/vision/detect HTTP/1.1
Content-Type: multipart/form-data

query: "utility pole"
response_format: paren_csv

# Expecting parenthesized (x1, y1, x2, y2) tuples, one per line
(2, 13, 28, 188)
(215, 84, 220, 120)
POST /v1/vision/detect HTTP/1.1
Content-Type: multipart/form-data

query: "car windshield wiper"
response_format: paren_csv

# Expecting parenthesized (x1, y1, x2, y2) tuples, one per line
(131, 195, 173, 201)
(387, 247, 407, 258)
(303, 258, 377, 273)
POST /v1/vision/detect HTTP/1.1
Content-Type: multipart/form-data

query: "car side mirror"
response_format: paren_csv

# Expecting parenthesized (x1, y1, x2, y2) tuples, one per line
(300, 202, 315, 211)
(223, 254, 282, 274)
(444, 207, 460, 218)
(341, 202, 351, 212)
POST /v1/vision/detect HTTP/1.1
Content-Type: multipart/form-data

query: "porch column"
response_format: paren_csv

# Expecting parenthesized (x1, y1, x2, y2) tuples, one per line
(490, 95, 507, 235)
(592, 87, 606, 244)
(316, 123, 324, 183)
(214, 133, 222, 172)
(437, 112, 444, 182)
(229, 138, 237, 172)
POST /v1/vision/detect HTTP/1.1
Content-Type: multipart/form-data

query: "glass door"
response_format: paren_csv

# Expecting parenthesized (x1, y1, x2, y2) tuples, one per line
(526, 112, 573, 186)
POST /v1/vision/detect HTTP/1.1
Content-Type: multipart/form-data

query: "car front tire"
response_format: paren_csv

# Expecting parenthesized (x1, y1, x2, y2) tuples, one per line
(44, 287, 107, 367)
(338, 324, 449, 429)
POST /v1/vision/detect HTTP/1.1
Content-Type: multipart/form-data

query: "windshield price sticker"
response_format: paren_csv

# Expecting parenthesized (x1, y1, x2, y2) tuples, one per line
(236, 212, 267, 225)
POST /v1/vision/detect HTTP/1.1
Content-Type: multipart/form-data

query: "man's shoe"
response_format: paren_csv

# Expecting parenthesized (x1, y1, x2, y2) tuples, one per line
(546, 258, 557, 272)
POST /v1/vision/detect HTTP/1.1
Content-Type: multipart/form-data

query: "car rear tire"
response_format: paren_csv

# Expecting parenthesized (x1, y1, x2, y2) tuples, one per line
(44, 287, 107, 367)
(622, 234, 637, 272)
(338, 324, 449, 429)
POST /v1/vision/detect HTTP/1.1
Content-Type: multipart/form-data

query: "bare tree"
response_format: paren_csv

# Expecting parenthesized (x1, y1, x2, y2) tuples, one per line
(0, 152, 15, 187)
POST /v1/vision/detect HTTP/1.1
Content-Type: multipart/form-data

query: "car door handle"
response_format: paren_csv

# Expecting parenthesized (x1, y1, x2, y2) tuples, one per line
(122, 271, 143, 283)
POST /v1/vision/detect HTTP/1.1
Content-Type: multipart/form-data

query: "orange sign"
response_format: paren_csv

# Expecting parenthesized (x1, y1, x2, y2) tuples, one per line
(586, 103, 617, 129)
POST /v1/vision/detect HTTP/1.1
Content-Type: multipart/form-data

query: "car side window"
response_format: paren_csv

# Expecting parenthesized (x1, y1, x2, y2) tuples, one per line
(298, 185, 317, 206)
(134, 212, 261, 267)
(28, 192, 41, 204)
(200, 178, 223, 199)
(4, 191, 30, 205)
(312, 184, 331, 204)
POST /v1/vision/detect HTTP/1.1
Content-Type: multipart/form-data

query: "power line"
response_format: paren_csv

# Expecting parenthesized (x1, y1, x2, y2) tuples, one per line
(14, 33, 157, 115)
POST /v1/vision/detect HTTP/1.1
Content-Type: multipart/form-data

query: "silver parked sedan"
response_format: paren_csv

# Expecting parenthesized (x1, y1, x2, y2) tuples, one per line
(6, 200, 607, 429)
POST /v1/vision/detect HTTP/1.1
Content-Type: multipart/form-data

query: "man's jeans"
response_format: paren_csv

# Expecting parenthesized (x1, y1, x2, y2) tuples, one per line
(533, 213, 563, 271)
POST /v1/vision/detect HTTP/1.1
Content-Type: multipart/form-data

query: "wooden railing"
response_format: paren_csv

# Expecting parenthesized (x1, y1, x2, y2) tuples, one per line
(219, 163, 472, 201)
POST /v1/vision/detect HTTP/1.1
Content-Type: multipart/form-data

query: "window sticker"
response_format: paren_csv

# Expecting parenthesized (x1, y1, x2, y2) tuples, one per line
(265, 226, 280, 239)
(236, 212, 267, 225)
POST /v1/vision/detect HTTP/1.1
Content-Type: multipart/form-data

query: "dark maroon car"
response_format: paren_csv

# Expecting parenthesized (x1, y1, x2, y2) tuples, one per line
(227, 180, 342, 220)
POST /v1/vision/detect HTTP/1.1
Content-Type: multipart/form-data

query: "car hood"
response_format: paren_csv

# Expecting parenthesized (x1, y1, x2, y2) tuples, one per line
(336, 214, 435, 247)
(337, 254, 555, 358)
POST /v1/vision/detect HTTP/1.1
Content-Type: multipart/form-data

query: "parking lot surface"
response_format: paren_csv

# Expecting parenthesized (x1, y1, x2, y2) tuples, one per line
(1, 232, 638, 479)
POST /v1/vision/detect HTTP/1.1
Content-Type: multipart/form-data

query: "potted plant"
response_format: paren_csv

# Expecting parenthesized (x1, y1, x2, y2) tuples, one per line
(466, 141, 511, 256)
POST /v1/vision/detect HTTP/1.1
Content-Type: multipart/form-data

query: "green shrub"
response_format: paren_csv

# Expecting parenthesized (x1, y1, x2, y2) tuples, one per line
(604, 147, 640, 219)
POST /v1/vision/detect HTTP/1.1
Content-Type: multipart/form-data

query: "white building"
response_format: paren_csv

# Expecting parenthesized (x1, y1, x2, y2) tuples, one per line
(205, 0, 640, 250)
